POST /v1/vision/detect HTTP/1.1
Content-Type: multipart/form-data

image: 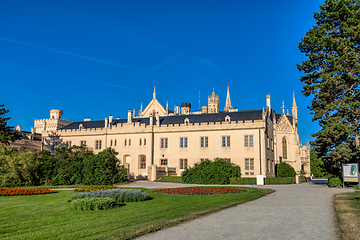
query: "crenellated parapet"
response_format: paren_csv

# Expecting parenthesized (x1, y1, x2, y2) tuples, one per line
(34, 109, 73, 133)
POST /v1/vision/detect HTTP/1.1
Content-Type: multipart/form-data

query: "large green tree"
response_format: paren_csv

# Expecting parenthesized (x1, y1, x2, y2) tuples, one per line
(297, 0, 360, 177)
(0, 104, 20, 144)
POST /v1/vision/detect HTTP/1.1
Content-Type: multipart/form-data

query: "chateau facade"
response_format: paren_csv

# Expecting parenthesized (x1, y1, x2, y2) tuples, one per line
(40, 87, 310, 180)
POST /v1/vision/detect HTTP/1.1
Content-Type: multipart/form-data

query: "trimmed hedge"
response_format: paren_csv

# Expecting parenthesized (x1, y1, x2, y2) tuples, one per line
(276, 162, 296, 177)
(328, 177, 342, 188)
(229, 178, 256, 185)
(157, 176, 183, 183)
(230, 176, 307, 185)
(182, 158, 241, 184)
(71, 197, 116, 210)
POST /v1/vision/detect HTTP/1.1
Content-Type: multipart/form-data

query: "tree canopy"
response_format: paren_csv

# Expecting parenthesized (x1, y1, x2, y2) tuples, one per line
(0, 104, 20, 144)
(297, 0, 360, 176)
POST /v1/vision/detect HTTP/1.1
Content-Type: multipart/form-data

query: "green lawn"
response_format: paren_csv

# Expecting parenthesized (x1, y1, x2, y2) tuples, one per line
(334, 191, 360, 240)
(0, 187, 273, 239)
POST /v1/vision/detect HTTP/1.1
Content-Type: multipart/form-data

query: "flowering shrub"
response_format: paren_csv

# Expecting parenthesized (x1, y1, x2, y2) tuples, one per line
(72, 189, 151, 204)
(74, 185, 118, 192)
(155, 187, 245, 195)
(0, 188, 57, 196)
(71, 197, 116, 210)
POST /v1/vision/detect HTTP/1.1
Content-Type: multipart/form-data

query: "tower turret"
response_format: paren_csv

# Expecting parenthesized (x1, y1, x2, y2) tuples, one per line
(208, 88, 219, 113)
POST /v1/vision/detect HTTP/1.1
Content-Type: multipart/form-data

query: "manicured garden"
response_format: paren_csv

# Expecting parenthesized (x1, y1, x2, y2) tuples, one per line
(0, 186, 273, 239)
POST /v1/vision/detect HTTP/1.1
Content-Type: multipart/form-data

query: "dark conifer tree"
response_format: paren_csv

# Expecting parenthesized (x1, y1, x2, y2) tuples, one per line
(297, 0, 360, 177)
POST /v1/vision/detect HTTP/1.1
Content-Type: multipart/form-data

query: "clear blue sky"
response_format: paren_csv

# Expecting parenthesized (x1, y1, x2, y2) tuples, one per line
(1, 0, 324, 145)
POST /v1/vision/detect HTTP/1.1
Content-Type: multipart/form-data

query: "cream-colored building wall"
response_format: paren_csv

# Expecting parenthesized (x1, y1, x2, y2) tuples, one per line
(45, 119, 271, 178)
(40, 91, 310, 180)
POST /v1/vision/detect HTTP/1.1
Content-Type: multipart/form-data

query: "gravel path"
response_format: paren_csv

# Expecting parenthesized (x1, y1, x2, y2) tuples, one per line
(126, 180, 353, 240)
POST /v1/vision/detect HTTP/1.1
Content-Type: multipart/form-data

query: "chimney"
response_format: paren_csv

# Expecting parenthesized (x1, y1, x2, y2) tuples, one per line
(127, 110, 132, 123)
(266, 94, 271, 109)
(149, 115, 153, 126)
(105, 117, 109, 128)
(109, 115, 113, 125)
(156, 113, 160, 126)
(16, 125, 22, 132)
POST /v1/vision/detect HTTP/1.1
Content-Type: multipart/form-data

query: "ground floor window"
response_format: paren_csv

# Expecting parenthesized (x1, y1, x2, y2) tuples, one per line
(160, 159, 168, 165)
(139, 155, 146, 169)
(245, 158, 254, 175)
(95, 140, 102, 150)
(180, 159, 188, 169)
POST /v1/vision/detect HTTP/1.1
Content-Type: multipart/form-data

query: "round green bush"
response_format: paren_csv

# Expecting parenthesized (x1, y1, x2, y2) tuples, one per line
(276, 162, 296, 177)
(328, 177, 342, 188)
(181, 158, 241, 184)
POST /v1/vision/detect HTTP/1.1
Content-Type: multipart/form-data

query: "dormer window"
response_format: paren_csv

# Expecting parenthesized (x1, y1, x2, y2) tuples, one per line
(184, 118, 190, 125)
(225, 115, 231, 123)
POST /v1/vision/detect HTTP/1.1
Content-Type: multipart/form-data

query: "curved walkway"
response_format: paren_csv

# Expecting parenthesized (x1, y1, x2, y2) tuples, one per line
(126, 180, 353, 240)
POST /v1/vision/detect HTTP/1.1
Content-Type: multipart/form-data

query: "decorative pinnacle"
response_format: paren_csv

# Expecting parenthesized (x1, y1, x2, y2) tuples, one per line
(281, 101, 285, 114)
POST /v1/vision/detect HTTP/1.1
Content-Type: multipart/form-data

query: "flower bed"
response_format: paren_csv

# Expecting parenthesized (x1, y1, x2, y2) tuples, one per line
(0, 188, 57, 196)
(155, 187, 245, 195)
(72, 189, 151, 203)
(74, 185, 118, 192)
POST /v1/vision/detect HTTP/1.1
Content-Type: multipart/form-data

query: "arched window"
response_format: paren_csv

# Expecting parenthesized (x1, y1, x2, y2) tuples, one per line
(282, 137, 287, 159)
(139, 155, 146, 169)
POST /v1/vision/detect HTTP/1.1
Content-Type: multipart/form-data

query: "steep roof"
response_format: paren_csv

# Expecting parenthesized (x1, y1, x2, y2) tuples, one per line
(59, 109, 265, 130)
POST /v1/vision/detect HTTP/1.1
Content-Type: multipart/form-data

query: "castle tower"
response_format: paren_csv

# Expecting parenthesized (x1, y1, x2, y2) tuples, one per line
(208, 88, 219, 113)
(34, 109, 72, 133)
(224, 85, 233, 112)
(50, 109, 63, 119)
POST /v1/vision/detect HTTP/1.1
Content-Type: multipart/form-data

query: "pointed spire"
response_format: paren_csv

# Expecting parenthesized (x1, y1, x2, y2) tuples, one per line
(292, 91, 298, 120)
(292, 91, 297, 109)
(153, 86, 156, 99)
(224, 84, 233, 112)
(281, 101, 285, 114)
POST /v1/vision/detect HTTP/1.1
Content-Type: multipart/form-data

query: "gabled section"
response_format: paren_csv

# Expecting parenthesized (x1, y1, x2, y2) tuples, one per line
(276, 113, 294, 133)
(141, 87, 167, 117)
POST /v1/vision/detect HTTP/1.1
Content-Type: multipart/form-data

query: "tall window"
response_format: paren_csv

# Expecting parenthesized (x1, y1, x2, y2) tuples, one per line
(282, 137, 287, 159)
(245, 135, 253, 147)
(110, 139, 113, 146)
(144, 138, 146, 145)
(245, 158, 254, 171)
(114, 139, 117, 146)
(245, 158, 254, 176)
(124, 139, 127, 146)
(222, 136, 230, 147)
(200, 137, 208, 148)
(139, 155, 146, 169)
(161, 138, 168, 148)
(180, 137, 187, 148)
(180, 159, 188, 169)
(65, 141, 72, 147)
(95, 140, 102, 150)
(80, 141, 86, 146)
(140, 139, 142, 145)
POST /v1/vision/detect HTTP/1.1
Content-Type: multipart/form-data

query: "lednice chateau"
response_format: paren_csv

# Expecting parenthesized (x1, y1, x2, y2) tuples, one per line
(30, 86, 310, 180)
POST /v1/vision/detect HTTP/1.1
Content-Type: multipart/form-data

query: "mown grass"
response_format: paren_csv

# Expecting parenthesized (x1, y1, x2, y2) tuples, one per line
(334, 191, 360, 240)
(0, 187, 273, 239)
